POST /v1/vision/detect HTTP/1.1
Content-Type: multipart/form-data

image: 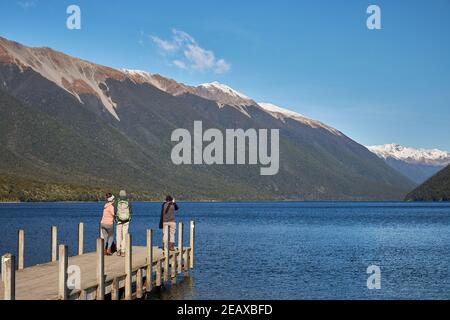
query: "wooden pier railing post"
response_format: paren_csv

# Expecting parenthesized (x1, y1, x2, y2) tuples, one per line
(184, 249, 190, 275)
(111, 277, 119, 300)
(58, 245, 68, 300)
(156, 258, 162, 287)
(124, 233, 132, 300)
(51, 226, 58, 262)
(78, 290, 87, 300)
(146, 229, 153, 292)
(3, 253, 15, 300)
(171, 245, 177, 284)
(78, 223, 84, 255)
(136, 269, 143, 299)
(96, 238, 105, 300)
(163, 224, 169, 283)
(1, 255, 5, 283)
(177, 222, 183, 274)
(189, 221, 195, 269)
(18, 230, 24, 270)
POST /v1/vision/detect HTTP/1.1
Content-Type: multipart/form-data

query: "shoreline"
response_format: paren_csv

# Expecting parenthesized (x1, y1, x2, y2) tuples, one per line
(0, 200, 448, 204)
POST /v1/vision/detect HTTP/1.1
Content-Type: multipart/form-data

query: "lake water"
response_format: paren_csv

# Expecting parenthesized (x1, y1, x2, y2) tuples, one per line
(1, 202, 450, 300)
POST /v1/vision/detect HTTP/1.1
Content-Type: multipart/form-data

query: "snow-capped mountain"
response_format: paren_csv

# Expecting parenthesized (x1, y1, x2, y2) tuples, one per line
(367, 144, 450, 184)
(367, 144, 450, 166)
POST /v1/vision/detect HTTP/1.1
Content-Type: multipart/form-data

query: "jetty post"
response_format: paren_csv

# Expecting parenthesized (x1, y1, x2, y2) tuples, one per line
(190, 221, 195, 269)
(155, 258, 162, 287)
(58, 245, 68, 300)
(163, 224, 169, 282)
(17, 230, 24, 270)
(96, 238, 105, 300)
(111, 277, 119, 301)
(145, 229, 153, 292)
(171, 226, 177, 283)
(78, 223, 84, 255)
(136, 269, 143, 299)
(3, 253, 15, 300)
(51, 226, 58, 262)
(184, 248, 190, 275)
(177, 222, 183, 274)
(124, 233, 132, 300)
(1, 255, 5, 282)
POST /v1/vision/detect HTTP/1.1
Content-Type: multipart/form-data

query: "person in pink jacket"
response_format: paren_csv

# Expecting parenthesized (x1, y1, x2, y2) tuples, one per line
(101, 193, 115, 255)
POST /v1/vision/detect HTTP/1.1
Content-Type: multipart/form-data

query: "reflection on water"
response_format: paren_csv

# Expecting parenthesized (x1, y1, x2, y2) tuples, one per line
(146, 276, 195, 300)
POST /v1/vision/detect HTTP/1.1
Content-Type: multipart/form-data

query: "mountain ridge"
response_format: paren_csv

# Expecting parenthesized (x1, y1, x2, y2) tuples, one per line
(367, 144, 450, 166)
(0, 35, 415, 201)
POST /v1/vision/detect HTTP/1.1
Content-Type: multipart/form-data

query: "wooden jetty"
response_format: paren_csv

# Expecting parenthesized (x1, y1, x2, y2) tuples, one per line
(0, 221, 195, 300)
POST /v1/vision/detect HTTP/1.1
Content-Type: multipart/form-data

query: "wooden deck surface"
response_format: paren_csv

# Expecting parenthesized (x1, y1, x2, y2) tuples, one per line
(0, 246, 168, 300)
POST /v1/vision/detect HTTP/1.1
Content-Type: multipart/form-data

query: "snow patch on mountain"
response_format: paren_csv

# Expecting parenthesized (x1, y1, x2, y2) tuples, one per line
(194, 81, 257, 113)
(367, 144, 450, 166)
(121, 69, 165, 90)
(258, 103, 307, 118)
(258, 102, 342, 136)
(199, 81, 250, 100)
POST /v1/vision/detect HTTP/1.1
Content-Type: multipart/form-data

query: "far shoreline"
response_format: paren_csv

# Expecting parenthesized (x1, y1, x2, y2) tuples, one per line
(0, 200, 448, 204)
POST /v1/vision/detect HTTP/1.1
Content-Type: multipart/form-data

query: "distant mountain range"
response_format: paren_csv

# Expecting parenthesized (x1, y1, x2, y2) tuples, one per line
(406, 165, 450, 201)
(367, 144, 450, 184)
(0, 36, 415, 201)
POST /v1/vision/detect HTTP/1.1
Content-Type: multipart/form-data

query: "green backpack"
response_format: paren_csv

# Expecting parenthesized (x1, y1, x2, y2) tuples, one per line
(116, 199, 130, 222)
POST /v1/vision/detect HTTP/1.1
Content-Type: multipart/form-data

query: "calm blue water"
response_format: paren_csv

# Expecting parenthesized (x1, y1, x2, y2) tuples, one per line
(1, 202, 450, 300)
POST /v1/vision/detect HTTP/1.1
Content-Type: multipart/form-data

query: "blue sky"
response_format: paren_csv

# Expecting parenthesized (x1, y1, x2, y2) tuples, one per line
(1, 0, 449, 150)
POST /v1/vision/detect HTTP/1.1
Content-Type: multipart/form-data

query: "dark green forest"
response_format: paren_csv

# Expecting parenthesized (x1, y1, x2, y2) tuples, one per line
(405, 165, 450, 201)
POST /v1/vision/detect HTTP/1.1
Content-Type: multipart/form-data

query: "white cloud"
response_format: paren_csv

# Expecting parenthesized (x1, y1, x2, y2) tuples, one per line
(150, 29, 231, 74)
(184, 44, 215, 71)
(215, 59, 231, 74)
(173, 60, 187, 70)
(151, 35, 178, 53)
(172, 29, 196, 46)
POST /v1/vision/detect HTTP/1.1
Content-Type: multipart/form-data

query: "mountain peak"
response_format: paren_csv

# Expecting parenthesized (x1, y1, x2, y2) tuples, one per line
(195, 81, 256, 108)
(198, 81, 250, 100)
(0, 35, 124, 120)
(367, 144, 450, 166)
